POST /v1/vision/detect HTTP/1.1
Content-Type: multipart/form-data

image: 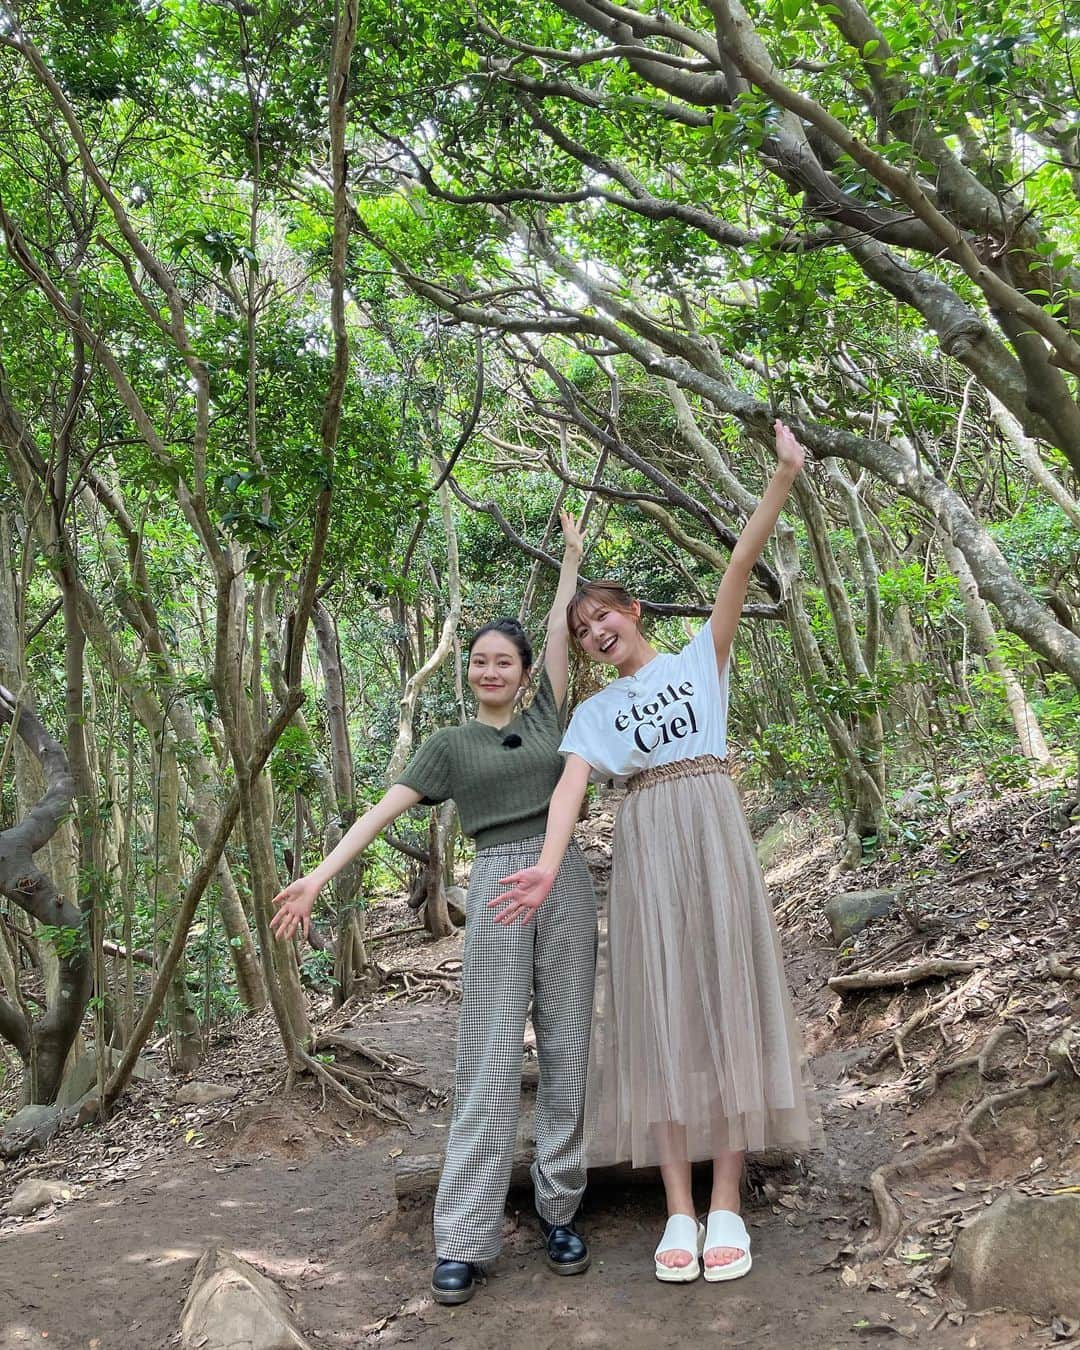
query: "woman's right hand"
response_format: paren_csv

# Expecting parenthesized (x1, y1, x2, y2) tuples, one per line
(270, 875, 322, 940)
(488, 865, 557, 925)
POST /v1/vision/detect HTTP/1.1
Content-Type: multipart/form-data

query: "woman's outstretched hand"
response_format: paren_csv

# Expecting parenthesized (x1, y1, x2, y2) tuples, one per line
(560, 508, 584, 558)
(270, 875, 321, 940)
(488, 865, 557, 924)
(774, 418, 807, 473)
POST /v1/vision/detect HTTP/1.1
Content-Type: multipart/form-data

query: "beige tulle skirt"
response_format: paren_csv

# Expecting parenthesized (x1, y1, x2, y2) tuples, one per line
(585, 756, 821, 1168)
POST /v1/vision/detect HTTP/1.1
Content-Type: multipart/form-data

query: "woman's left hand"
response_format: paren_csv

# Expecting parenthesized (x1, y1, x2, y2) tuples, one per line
(488, 865, 557, 924)
(559, 509, 584, 558)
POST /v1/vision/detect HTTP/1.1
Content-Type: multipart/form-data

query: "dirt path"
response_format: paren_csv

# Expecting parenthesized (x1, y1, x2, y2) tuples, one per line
(4, 787, 1074, 1349)
(0, 995, 1033, 1349)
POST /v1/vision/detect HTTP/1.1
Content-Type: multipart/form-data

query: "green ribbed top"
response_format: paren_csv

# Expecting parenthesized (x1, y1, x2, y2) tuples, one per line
(395, 670, 566, 849)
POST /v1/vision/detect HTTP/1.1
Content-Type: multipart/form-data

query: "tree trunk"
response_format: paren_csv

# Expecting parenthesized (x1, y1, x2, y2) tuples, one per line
(775, 523, 884, 865)
(0, 510, 83, 1045)
(215, 859, 267, 1013)
(154, 739, 201, 1072)
(312, 601, 369, 1001)
(937, 531, 1052, 763)
(387, 483, 463, 782)
(988, 394, 1080, 530)
(422, 803, 456, 940)
(0, 682, 89, 1104)
(795, 477, 888, 815)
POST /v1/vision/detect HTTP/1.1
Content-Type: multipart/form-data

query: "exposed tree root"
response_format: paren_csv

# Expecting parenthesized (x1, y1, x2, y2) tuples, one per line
(377, 958, 462, 1000)
(950, 850, 1041, 885)
(284, 1048, 411, 1126)
(830, 958, 978, 994)
(918, 1020, 1028, 1098)
(365, 926, 427, 947)
(869, 984, 968, 1072)
(282, 1029, 434, 1126)
(860, 1069, 1058, 1259)
(314, 1030, 432, 1094)
(840, 929, 943, 979)
(313, 1031, 417, 1073)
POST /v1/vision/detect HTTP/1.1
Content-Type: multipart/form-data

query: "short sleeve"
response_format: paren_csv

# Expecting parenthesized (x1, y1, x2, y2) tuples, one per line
(525, 667, 566, 732)
(395, 729, 453, 805)
(558, 702, 609, 778)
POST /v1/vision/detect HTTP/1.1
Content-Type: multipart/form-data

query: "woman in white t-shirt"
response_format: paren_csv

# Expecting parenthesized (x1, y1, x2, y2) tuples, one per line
(490, 421, 820, 1284)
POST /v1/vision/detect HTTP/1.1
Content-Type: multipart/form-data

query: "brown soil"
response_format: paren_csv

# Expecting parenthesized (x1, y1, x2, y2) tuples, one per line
(1, 781, 1077, 1350)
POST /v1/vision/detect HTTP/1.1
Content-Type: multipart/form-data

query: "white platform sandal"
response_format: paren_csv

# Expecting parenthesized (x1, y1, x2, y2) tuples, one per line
(703, 1209, 752, 1282)
(654, 1213, 705, 1283)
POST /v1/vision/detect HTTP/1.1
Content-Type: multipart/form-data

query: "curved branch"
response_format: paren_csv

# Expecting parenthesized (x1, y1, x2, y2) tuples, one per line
(443, 471, 779, 620)
(431, 334, 485, 489)
(477, 21, 714, 72)
(705, 0, 1080, 377)
(0, 991, 31, 1059)
(0, 683, 77, 900)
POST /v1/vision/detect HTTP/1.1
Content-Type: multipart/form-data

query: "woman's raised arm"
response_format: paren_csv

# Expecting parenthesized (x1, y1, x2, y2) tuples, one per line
(542, 510, 584, 710)
(709, 420, 805, 670)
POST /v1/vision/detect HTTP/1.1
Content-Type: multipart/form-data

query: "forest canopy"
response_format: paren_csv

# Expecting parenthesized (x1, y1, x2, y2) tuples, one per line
(0, 0, 1077, 1110)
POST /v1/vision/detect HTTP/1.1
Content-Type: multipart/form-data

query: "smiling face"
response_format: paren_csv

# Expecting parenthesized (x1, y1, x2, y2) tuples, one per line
(466, 632, 530, 711)
(571, 595, 647, 672)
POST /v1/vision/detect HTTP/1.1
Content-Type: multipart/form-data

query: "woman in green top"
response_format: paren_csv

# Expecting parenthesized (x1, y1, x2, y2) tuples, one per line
(271, 515, 597, 1306)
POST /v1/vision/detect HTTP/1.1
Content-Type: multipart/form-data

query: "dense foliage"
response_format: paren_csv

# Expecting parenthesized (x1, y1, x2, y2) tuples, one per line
(0, 0, 1076, 1108)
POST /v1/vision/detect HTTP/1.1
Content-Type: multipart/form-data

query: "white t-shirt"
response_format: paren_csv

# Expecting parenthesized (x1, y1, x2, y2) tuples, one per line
(559, 623, 730, 785)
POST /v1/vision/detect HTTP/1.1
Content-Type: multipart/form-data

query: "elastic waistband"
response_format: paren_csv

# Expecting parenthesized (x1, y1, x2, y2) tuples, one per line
(626, 754, 729, 793)
(475, 833, 581, 860)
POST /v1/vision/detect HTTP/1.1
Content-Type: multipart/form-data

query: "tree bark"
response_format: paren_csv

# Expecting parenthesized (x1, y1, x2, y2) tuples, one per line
(312, 601, 369, 1001)
(153, 739, 201, 1071)
(0, 682, 89, 1104)
(937, 531, 1052, 764)
(774, 525, 883, 865)
(387, 483, 463, 782)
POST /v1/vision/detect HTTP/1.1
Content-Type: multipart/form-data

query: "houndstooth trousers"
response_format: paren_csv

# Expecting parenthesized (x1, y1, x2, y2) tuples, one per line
(433, 835, 597, 1263)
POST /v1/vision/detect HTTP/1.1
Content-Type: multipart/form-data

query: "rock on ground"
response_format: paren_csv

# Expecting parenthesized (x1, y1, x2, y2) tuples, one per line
(57, 1047, 165, 1108)
(755, 814, 806, 870)
(180, 1247, 312, 1350)
(0, 1104, 63, 1159)
(444, 884, 467, 926)
(1048, 1025, 1080, 1080)
(5, 1178, 74, 1217)
(824, 888, 898, 944)
(952, 1191, 1080, 1318)
(176, 1081, 237, 1107)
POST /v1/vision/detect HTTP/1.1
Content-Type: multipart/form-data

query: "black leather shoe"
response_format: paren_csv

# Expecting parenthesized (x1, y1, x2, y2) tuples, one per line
(431, 1259, 481, 1305)
(537, 1214, 591, 1275)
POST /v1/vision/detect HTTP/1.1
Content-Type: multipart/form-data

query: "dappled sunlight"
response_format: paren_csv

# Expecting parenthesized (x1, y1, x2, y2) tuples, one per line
(231, 1247, 330, 1281)
(767, 835, 835, 889)
(122, 1245, 202, 1266)
(1, 1323, 49, 1347)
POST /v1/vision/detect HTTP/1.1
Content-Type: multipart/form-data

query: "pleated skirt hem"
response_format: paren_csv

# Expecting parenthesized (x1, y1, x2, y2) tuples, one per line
(584, 770, 823, 1169)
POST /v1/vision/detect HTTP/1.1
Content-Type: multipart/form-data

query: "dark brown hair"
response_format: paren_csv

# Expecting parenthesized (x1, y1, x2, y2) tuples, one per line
(466, 616, 533, 670)
(566, 581, 640, 647)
